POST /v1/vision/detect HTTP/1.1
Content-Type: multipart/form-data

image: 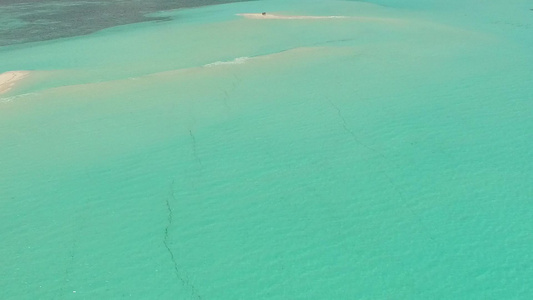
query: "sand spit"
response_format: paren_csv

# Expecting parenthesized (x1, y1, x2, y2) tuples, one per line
(0, 71, 30, 95)
(238, 13, 347, 20)
(237, 13, 406, 24)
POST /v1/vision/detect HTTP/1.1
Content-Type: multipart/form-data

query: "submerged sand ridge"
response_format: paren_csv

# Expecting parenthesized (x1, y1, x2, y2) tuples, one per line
(0, 71, 29, 95)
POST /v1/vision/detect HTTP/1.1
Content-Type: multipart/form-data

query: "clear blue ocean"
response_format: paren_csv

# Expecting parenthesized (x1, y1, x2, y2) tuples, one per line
(1, 0, 532, 298)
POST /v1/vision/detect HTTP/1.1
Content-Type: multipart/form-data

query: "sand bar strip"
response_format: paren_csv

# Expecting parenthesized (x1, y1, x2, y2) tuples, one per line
(238, 13, 347, 20)
(237, 13, 404, 24)
(0, 71, 30, 95)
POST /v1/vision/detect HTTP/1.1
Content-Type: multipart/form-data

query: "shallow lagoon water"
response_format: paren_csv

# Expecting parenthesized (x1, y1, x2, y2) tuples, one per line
(1, 0, 532, 298)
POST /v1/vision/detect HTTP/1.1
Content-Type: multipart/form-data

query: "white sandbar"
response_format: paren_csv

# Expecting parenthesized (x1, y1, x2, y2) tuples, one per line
(236, 13, 404, 24)
(0, 71, 30, 95)
(238, 13, 347, 20)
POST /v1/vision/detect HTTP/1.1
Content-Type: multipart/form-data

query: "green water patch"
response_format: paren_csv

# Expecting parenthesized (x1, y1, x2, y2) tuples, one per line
(0, 0, 253, 47)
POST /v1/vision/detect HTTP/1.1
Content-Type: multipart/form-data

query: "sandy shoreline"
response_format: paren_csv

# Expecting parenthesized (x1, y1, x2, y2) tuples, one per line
(238, 13, 347, 20)
(0, 71, 30, 95)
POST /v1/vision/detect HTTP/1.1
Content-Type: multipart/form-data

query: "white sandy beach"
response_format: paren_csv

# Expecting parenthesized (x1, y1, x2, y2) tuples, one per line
(0, 71, 29, 95)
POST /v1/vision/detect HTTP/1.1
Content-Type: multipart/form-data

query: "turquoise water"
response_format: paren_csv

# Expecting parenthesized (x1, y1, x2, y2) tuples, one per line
(1, 0, 532, 298)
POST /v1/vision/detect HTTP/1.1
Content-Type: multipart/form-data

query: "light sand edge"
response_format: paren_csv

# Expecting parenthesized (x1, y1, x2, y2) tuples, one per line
(237, 13, 347, 20)
(0, 71, 30, 95)
(236, 13, 403, 24)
